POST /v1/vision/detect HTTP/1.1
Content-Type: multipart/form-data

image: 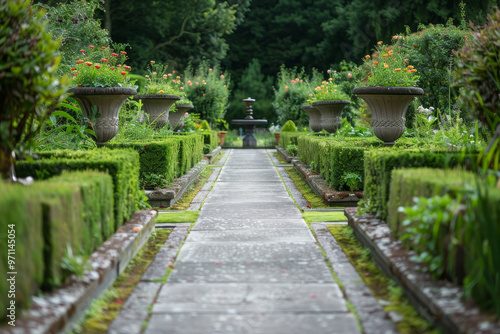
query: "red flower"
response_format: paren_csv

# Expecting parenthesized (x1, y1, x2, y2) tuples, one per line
(87, 122, 91, 126)
(117, 64, 122, 67)
(80, 49, 85, 53)
(120, 51, 127, 54)
(306, 204, 311, 208)
(110, 67, 115, 70)
(78, 84, 82, 87)
(102, 58, 108, 62)
(95, 64, 101, 69)
(76, 60, 84, 64)
(111, 53, 119, 57)
(85, 61, 92, 66)
(89, 45, 95, 49)
(124, 66, 131, 70)
(168, 264, 175, 269)
(71, 67, 76, 70)
(101, 46, 106, 49)
(120, 71, 127, 75)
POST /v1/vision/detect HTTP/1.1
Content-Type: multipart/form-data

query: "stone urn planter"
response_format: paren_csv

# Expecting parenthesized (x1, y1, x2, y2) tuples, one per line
(133, 94, 180, 128)
(68, 87, 137, 147)
(169, 104, 194, 131)
(312, 100, 350, 133)
(274, 132, 281, 146)
(301, 105, 322, 132)
(353, 87, 424, 145)
(218, 131, 227, 146)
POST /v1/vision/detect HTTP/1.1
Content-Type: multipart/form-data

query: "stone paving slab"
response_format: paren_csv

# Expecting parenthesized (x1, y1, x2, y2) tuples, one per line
(204, 192, 291, 202)
(192, 218, 308, 231)
(200, 202, 298, 211)
(176, 242, 323, 263)
(108, 282, 162, 334)
(210, 182, 286, 190)
(196, 208, 304, 220)
(145, 313, 360, 334)
(152, 283, 347, 313)
(167, 262, 335, 284)
(184, 229, 315, 243)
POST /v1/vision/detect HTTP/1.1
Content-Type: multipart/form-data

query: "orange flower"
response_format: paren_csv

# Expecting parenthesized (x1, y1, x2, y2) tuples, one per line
(407, 65, 414, 69)
(85, 61, 93, 66)
(158, 90, 164, 94)
(71, 67, 76, 70)
(80, 49, 85, 53)
(395, 68, 401, 72)
(120, 51, 127, 54)
(377, 41, 383, 45)
(328, 78, 333, 81)
(76, 60, 84, 64)
(372, 61, 379, 66)
(151, 60, 155, 64)
(101, 46, 106, 49)
(365, 55, 370, 59)
(405, 59, 409, 62)
(410, 69, 417, 73)
(384, 63, 389, 68)
(120, 71, 127, 75)
(163, 74, 167, 79)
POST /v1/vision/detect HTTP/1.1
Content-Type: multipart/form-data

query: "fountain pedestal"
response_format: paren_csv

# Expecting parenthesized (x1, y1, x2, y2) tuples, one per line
(231, 98, 268, 148)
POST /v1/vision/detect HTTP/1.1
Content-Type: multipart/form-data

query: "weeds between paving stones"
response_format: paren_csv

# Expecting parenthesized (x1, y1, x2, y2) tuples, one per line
(156, 211, 200, 223)
(328, 225, 441, 334)
(284, 167, 329, 208)
(71, 229, 171, 333)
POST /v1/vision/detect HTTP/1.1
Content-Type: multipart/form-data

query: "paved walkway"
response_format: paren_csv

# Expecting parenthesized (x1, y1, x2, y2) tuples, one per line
(145, 149, 360, 334)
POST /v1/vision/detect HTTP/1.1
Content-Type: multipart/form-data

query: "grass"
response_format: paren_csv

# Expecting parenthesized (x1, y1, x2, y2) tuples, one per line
(302, 211, 347, 223)
(284, 166, 330, 209)
(72, 229, 171, 333)
(328, 225, 441, 334)
(156, 211, 200, 223)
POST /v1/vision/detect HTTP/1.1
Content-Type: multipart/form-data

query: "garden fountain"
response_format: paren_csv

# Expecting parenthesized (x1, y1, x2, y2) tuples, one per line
(231, 97, 268, 147)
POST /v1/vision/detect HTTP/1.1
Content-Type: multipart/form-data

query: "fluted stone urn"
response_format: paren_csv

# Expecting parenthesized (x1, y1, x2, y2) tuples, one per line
(301, 105, 322, 132)
(169, 104, 194, 131)
(353, 87, 424, 145)
(69, 87, 137, 147)
(312, 100, 350, 133)
(134, 94, 180, 128)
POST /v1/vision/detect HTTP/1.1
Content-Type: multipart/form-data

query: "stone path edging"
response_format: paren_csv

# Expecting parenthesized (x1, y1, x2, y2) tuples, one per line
(146, 159, 208, 208)
(345, 207, 500, 334)
(0, 210, 158, 334)
(312, 223, 399, 334)
(108, 223, 191, 334)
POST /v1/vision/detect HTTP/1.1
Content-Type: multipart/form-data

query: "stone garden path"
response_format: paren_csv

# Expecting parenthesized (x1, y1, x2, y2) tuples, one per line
(144, 149, 360, 334)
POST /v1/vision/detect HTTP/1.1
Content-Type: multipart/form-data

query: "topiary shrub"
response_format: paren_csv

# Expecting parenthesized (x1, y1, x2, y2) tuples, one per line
(0, 0, 68, 179)
(281, 120, 297, 132)
(200, 120, 211, 131)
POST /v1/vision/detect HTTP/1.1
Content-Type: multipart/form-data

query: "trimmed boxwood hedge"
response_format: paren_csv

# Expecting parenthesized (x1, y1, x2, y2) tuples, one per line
(15, 148, 139, 228)
(109, 133, 204, 189)
(201, 131, 219, 154)
(0, 171, 114, 320)
(388, 168, 477, 237)
(279, 132, 306, 149)
(363, 148, 473, 221)
(297, 135, 424, 191)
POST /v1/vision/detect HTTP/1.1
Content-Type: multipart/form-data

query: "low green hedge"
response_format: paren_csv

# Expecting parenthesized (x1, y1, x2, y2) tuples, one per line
(297, 135, 424, 191)
(0, 171, 114, 321)
(279, 132, 306, 149)
(363, 148, 473, 221)
(15, 148, 140, 228)
(109, 133, 204, 189)
(388, 168, 477, 237)
(202, 131, 219, 154)
(389, 168, 500, 315)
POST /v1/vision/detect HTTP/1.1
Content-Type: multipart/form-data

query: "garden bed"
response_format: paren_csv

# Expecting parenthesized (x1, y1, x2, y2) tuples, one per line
(277, 146, 362, 206)
(345, 207, 500, 334)
(0, 210, 158, 334)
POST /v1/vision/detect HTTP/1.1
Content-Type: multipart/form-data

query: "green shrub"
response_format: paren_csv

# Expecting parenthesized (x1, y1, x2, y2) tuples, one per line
(281, 120, 298, 132)
(363, 148, 474, 221)
(200, 120, 211, 131)
(15, 148, 140, 228)
(201, 131, 219, 153)
(279, 132, 305, 149)
(0, 0, 68, 178)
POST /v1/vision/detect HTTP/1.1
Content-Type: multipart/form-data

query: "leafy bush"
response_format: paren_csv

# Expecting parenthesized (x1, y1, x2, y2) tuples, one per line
(0, 0, 69, 178)
(403, 22, 469, 116)
(200, 120, 211, 131)
(281, 120, 297, 132)
(183, 61, 230, 124)
(273, 66, 322, 127)
(141, 61, 182, 95)
(286, 144, 298, 156)
(455, 8, 500, 163)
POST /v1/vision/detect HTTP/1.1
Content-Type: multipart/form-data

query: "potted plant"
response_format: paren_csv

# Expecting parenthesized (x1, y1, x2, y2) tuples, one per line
(134, 61, 181, 128)
(215, 118, 229, 146)
(353, 38, 423, 145)
(310, 80, 350, 133)
(69, 45, 137, 146)
(170, 96, 194, 131)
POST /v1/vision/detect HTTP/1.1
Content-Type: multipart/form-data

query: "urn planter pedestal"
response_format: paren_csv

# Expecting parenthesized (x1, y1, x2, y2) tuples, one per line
(218, 131, 227, 146)
(312, 100, 350, 133)
(301, 105, 322, 132)
(68, 87, 137, 147)
(353, 87, 424, 145)
(169, 104, 194, 131)
(133, 94, 180, 129)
